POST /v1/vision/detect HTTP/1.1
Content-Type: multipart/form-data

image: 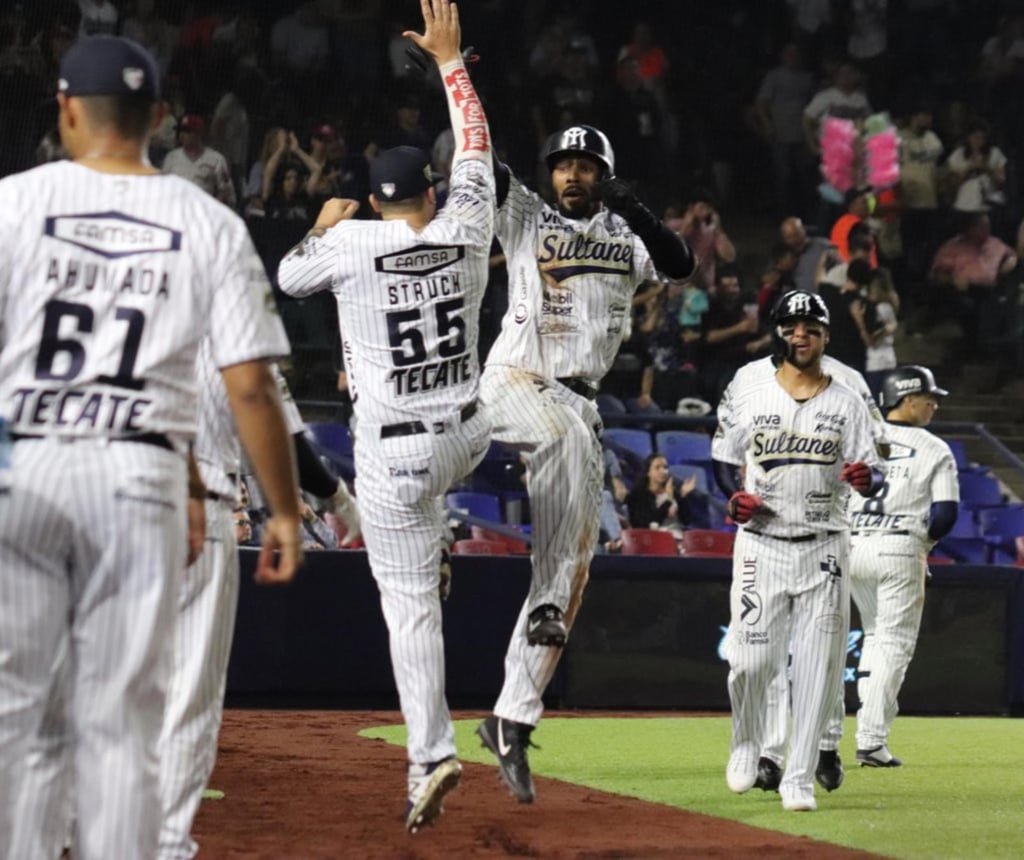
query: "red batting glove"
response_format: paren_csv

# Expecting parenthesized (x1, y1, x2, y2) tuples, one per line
(728, 491, 764, 524)
(841, 461, 873, 495)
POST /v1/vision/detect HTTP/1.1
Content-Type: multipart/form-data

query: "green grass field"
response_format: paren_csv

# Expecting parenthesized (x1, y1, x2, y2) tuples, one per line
(363, 716, 1024, 859)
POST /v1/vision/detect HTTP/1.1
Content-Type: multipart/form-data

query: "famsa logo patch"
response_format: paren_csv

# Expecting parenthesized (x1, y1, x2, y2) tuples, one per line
(375, 243, 465, 276)
(45, 211, 181, 259)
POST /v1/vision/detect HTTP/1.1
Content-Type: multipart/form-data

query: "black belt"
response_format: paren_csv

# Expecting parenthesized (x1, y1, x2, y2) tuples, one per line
(10, 431, 174, 451)
(851, 529, 910, 536)
(380, 401, 477, 439)
(745, 528, 842, 543)
(557, 377, 597, 400)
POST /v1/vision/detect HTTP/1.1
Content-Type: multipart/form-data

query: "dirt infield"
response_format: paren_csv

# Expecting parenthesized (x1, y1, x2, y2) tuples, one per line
(193, 710, 879, 859)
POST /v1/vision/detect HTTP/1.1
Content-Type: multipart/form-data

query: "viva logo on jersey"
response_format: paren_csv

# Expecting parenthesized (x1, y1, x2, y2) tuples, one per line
(45, 211, 182, 260)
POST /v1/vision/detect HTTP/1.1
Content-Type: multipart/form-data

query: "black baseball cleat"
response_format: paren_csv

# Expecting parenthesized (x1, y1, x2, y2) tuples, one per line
(526, 604, 567, 647)
(476, 716, 537, 803)
(754, 756, 782, 792)
(815, 749, 844, 791)
(857, 744, 902, 767)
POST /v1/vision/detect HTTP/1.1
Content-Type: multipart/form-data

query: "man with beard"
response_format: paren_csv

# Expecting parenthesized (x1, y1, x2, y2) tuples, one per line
(474, 124, 695, 803)
(712, 289, 882, 812)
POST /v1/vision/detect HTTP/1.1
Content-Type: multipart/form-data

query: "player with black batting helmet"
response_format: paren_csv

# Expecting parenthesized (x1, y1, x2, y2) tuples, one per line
(541, 125, 615, 177)
(771, 289, 831, 364)
(879, 364, 948, 410)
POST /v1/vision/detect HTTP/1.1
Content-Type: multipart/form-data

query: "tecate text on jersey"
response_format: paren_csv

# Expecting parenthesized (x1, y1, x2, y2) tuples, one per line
(387, 353, 472, 396)
(10, 385, 153, 434)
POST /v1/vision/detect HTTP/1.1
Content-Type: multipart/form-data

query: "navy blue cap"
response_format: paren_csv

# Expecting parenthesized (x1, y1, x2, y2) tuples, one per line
(58, 36, 160, 101)
(370, 146, 441, 202)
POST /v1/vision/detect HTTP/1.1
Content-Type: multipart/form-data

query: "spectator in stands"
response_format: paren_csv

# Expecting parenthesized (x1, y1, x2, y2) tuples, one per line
(898, 98, 944, 318)
(260, 131, 321, 209)
(161, 114, 236, 207)
(860, 266, 900, 401)
(802, 62, 872, 157)
(599, 53, 670, 209)
(243, 126, 286, 217)
(597, 448, 628, 554)
(780, 215, 837, 294)
(945, 118, 1009, 232)
(269, 1, 329, 109)
(929, 210, 1018, 359)
(616, 20, 668, 91)
(819, 252, 875, 372)
(625, 454, 707, 539)
(634, 278, 703, 413)
(831, 186, 879, 266)
(844, 0, 889, 104)
(666, 193, 737, 294)
(77, 0, 117, 38)
(120, 0, 175, 76)
(700, 264, 768, 406)
(366, 88, 433, 156)
(755, 42, 816, 218)
(531, 38, 599, 149)
(757, 242, 799, 324)
(209, 66, 261, 204)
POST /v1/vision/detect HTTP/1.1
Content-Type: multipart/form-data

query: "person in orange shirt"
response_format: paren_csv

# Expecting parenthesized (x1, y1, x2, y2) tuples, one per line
(831, 186, 879, 266)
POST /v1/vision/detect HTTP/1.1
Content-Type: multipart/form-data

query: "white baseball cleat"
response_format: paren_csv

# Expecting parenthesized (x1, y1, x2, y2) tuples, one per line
(726, 746, 758, 794)
(780, 784, 817, 811)
(857, 744, 903, 767)
(405, 757, 462, 833)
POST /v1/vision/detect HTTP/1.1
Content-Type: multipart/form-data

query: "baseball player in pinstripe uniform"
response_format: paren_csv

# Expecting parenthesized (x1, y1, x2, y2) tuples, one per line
(713, 289, 883, 811)
(278, 0, 491, 833)
(715, 331, 889, 794)
(848, 365, 958, 767)
(0, 36, 302, 860)
(474, 126, 694, 801)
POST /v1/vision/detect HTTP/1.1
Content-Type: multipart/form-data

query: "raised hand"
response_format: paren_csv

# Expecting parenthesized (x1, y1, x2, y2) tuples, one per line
(403, 0, 462, 67)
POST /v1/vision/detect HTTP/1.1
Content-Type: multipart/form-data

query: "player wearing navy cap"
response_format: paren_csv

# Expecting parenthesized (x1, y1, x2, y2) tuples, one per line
(0, 35, 301, 859)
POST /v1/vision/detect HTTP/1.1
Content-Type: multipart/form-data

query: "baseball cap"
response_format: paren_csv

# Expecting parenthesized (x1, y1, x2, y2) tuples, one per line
(370, 146, 441, 202)
(178, 114, 205, 133)
(312, 123, 336, 141)
(58, 36, 160, 101)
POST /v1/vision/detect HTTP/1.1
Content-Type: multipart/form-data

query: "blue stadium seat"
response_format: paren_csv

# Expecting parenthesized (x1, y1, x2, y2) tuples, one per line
(602, 428, 654, 460)
(978, 506, 1024, 564)
(445, 491, 503, 524)
(669, 463, 708, 494)
(655, 430, 712, 465)
(306, 421, 353, 458)
(958, 471, 1002, 509)
(945, 439, 970, 471)
(595, 393, 628, 416)
(933, 536, 990, 564)
(947, 507, 981, 539)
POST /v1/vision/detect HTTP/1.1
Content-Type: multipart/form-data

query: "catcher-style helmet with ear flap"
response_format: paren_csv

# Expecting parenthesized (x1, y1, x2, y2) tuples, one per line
(880, 365, 948, 409)
(543, 125, 615, 177)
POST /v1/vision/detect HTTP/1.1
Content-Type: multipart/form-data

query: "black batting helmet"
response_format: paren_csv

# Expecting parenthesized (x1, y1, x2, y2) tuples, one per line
(880, 365, 948, 409)
(543, 125, 615, 177)
(771, 289, 830, 327)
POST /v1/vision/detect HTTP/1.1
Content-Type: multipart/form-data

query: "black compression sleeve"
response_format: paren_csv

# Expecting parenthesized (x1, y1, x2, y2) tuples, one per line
(928, 500, 959, 542)
(712, 458, 742, 498)
(625, 205, 695, 280)
(294, 432, 339, 499)
(494, 156, 511, 208)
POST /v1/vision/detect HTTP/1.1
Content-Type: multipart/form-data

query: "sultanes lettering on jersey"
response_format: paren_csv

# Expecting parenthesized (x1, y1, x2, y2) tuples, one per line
(45, 211, 182, 258)
(537, 232, 633, 282)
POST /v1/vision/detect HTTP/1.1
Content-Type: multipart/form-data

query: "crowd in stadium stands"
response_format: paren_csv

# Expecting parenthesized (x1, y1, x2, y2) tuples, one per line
(3, 0, 1024, 553)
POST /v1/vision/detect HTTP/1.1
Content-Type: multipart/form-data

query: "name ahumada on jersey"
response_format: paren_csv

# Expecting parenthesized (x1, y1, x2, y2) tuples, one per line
(0, 161, 287, 447)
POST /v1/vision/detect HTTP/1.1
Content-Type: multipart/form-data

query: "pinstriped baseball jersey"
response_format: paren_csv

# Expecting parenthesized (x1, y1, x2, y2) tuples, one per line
(715, 376, 882, 537)
(277, 156, 494, 426)
(713, 354, 888, 458)
(848, 422, 959, 539)
(193, 337, 240, 501)
(486, 175, 655, 382)
(0, 162, 289, 449)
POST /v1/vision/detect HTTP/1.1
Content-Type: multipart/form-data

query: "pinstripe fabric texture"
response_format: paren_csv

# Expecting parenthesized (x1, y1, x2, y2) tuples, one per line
(0, 439, 186, 859)
(159, 499, 238, 859)
(277, 61, 496, 770)
(0, 158, 289, 858)
(716, 373, 881, 807)
(848, 422, 958, 751)
(482, 167, 653, 728)
(714, 355, 889, 768)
